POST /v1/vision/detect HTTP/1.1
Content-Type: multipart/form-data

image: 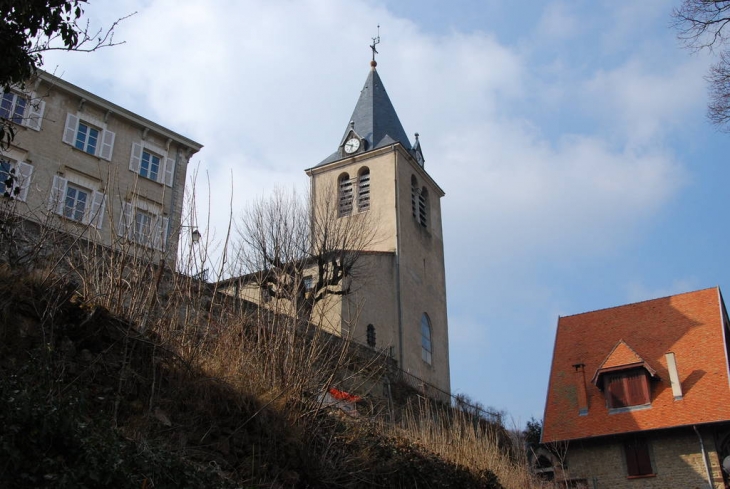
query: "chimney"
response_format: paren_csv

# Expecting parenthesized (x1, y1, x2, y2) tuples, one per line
(573, 363, 588, 415)
(666, 352, 683, 400)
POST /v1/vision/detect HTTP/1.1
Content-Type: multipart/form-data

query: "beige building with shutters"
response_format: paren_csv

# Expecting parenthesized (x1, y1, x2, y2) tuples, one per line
(1, 70, 202, 260)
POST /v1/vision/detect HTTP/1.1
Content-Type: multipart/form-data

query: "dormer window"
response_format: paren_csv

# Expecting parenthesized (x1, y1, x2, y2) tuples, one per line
(603, 368, 651, 409)
(591, 339, 658, 413)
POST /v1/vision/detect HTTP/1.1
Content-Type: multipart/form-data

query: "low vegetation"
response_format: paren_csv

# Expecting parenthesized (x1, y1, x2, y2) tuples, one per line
(0, 202, 555, 488)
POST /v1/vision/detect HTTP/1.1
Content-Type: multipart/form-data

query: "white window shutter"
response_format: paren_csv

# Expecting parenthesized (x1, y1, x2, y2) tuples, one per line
(16, 162, 33, 202)
(117, 202, 133, 237)
(62, 113, 78, 145)
(25, 100, 45, 131)
(164, 157, 175, 187)
(49, 175, 67, 215)
(99, 129, 115, 161)
(89, 191, 106, 229)
(129, 142, 142, 173)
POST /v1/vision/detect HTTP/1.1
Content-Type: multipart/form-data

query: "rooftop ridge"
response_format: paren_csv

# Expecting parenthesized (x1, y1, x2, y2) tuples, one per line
(559, 286, 719, 320)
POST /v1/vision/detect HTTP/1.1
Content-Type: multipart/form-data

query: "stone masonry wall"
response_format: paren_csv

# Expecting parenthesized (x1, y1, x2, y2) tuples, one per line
(564, 426, 724, 488)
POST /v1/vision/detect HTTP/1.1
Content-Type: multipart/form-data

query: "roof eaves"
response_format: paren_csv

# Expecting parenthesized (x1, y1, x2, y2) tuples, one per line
(39, 70, 203, 153)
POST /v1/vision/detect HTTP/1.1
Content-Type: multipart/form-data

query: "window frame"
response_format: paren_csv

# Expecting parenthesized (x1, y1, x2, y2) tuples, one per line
(74, 121, 101, 155)
(366, 324, 376, 348)
(63, 183, 90, 222)
(421, 313, 433, 365)
(139, 149, 162, 181)
(1, 92, 27, 124)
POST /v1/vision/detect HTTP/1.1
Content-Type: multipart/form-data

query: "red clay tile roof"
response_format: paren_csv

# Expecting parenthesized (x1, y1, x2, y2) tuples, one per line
(542, 287, 730, 443)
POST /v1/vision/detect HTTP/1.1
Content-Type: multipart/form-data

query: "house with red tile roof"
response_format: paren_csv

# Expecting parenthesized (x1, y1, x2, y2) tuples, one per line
(542, 287, 730, 488)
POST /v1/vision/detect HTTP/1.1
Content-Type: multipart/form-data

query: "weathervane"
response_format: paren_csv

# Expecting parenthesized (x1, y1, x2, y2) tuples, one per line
(370, 25, 380, 66)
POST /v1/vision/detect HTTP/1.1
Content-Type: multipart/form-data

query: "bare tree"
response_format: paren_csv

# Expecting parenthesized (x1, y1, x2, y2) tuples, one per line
(673, 1, 730, 129)
(233, 186, 376, 325)
(0, 1, 133, 149)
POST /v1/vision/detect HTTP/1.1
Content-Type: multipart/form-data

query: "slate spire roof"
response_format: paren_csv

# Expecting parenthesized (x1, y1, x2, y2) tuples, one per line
(343, 65, 411, 151)
(316, 64, 418, 167)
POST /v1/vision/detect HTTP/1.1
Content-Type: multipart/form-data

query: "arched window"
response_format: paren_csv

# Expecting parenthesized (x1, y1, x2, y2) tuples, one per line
(358, 167, 370, 211)
(366, 323, 376, 347)
(418, 187, 428, 227)
(411, 175, 418, 219)
(338, 172, 353, 217)
(421, 313, 432, 365)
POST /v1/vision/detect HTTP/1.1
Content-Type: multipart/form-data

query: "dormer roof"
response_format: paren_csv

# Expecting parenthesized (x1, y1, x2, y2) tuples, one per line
(591, 339, 658, 387)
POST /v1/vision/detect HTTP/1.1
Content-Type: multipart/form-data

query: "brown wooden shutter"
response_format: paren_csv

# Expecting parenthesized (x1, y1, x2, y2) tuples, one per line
(626, 371, 649, 405)
(625, 438, 653, 476)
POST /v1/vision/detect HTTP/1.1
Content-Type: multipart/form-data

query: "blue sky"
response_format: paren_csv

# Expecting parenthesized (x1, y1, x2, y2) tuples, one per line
(44, 0, 730, 426)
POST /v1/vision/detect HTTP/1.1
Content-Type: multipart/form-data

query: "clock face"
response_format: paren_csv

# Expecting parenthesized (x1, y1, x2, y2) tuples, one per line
(344, 138, 360, 154)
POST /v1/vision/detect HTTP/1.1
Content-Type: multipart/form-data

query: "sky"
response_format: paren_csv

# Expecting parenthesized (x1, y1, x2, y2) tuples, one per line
(43, 0, 730, 426)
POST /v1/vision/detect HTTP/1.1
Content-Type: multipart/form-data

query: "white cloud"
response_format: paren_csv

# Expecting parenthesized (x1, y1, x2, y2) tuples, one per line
(536, 1, 582, 42)
(583, 57, 709, 146)
(40, 0, 710, 424)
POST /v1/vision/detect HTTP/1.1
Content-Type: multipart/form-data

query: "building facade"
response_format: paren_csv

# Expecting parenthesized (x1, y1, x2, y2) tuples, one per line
(1, 71, 202, 260)
(542, 287, 730, 488)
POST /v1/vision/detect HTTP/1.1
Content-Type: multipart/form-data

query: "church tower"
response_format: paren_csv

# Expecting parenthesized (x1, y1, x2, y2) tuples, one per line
(305, 58, 450, 395)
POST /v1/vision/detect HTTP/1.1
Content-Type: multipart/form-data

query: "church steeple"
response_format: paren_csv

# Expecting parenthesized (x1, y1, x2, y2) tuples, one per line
(316, 63, 418, 167)
(342, 66, 412, 152)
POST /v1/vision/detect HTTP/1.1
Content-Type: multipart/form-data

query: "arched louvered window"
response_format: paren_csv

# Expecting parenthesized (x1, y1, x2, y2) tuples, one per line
(411, 175, 418, 219)
(418, 187, 428, 227)
(338, 172, 353, 217)
(421, 313, 432, 365)
(357, 167, 370, 211)
(366, 324, 376, 347)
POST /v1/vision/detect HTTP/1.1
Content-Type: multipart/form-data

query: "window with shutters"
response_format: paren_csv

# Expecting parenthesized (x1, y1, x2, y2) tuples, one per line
(48, 175, 106, 229)
(0, 159, 33, 201)
(338, 173, 353, 217)
(1, 92, 26, 124)
(129, 141, 176, 187)
(117, 200, 169, 251)
(624, 438, 654, 477)
(62, 112, 115, 160)
(604, 368, 651, 409)
(1, 91, 44, 130)
(357, 167, 370, 211)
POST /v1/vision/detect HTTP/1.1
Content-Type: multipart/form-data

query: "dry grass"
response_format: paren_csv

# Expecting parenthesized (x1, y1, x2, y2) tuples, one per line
(0, 194, 556, 488)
